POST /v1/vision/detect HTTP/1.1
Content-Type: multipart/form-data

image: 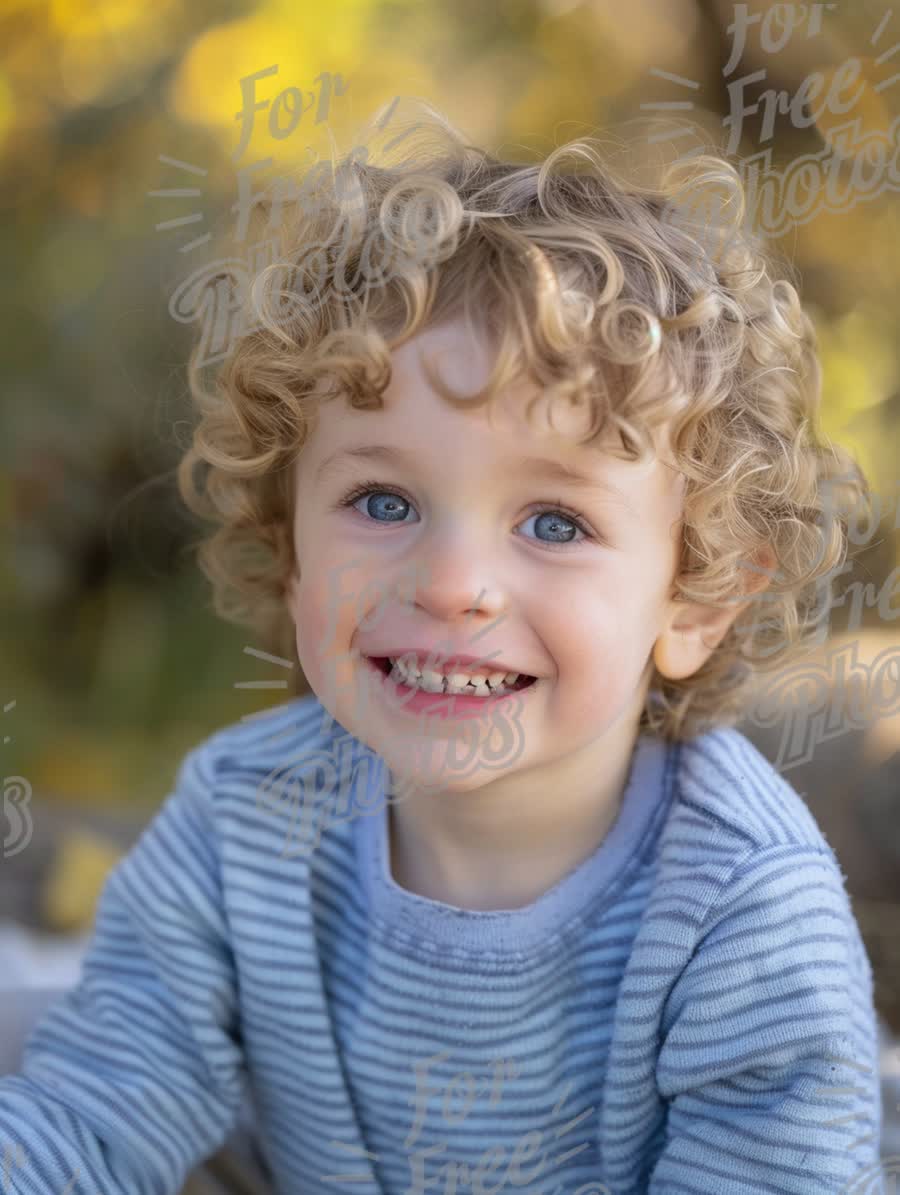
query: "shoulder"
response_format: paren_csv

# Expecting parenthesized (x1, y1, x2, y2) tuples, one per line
(172, 694, 363, 827)
(647, 730, 874, 1024)
(668, 723, 839, 862)
(649, 725, 862, 945)
(180, 693, 339, 781)
(173, 695, 379, 859)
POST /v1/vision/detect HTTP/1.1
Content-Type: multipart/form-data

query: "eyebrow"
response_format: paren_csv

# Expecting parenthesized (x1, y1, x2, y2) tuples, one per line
(314, 443, 631, 505)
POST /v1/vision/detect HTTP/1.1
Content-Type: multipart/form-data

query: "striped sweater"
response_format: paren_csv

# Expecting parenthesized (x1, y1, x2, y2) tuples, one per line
(0, 695, 885, 1193)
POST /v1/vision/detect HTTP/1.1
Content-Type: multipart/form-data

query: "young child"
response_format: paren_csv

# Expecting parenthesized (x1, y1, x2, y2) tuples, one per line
(0, 102, 885, 1194)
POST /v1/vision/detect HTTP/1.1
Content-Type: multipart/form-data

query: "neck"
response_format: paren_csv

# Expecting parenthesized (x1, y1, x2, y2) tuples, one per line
(386, 712, 642, 911)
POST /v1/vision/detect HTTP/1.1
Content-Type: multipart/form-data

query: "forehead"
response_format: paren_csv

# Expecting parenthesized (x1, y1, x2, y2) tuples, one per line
(302, 316, 682, 505)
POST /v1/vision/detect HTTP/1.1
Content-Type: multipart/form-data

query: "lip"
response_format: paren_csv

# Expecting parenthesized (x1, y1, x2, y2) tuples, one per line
(362, 648, 534, 678)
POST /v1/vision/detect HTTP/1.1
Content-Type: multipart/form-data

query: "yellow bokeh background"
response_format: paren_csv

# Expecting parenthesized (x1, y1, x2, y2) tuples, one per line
(1, 0, 897, 825)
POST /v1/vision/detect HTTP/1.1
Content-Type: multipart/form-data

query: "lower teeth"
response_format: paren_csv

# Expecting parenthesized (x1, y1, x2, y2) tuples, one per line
(403, 678, 504, 697)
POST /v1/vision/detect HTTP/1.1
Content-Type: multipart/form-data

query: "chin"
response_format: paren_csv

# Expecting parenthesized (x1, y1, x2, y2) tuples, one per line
(376, 733, 524, 796)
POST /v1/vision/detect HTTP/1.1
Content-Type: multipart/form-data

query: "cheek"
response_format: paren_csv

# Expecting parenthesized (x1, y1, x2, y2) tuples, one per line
(288, 573, 347, 692)
(289, 557, 389, 693)
(550, 575, 662, 680)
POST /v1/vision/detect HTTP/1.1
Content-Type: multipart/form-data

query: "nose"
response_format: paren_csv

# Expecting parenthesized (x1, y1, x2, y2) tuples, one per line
(404, 526, 507, 625)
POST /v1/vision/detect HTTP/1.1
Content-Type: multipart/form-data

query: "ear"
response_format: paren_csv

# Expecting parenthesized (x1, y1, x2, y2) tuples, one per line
(652, 547, 775, 681)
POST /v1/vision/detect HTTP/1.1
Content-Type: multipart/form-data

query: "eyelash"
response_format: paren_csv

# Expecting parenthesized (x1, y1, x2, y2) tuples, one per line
(335, 479, 600, 551)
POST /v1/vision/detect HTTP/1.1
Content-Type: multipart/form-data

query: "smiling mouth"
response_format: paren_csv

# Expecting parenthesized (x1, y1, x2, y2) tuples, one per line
(368, 657, 538, 694)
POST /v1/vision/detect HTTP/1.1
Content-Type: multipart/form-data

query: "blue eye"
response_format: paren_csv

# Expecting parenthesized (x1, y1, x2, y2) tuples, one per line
(518, 510, 587, 546)
(339, 485, 418, 523)
(351, 490, 412, 523)
(337, 481, 598, 550)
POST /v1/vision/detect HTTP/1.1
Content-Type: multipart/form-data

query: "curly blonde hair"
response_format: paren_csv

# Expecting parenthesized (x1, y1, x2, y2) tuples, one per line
(177, 99, 870, 742)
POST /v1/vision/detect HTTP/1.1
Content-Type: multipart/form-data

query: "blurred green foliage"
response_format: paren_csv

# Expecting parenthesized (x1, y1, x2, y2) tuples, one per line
(1, 0, 897, 809)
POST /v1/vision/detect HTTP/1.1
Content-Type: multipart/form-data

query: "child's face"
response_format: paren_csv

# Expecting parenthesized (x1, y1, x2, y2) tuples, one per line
(287, 315, 689, 792)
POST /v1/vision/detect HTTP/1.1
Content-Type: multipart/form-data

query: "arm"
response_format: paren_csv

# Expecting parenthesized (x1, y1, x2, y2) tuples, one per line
(650, 847, 883, 1194)
(0, 738, 248, 1194)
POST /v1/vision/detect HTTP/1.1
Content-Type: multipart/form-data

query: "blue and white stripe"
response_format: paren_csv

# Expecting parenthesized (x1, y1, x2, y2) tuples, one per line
(0, 696, 883, 1193)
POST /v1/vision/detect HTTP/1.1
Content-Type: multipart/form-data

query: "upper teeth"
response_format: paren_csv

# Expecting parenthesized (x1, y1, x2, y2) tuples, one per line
(387, 657, 521, 695)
